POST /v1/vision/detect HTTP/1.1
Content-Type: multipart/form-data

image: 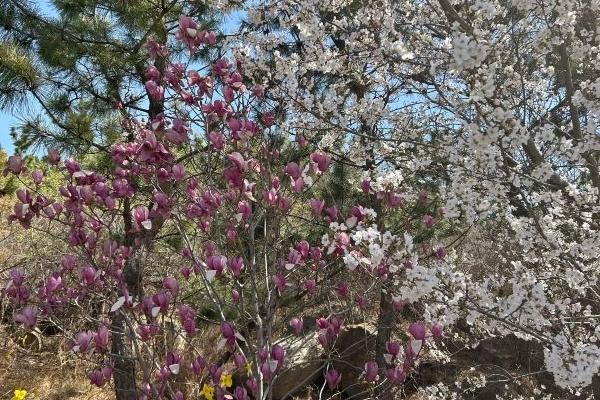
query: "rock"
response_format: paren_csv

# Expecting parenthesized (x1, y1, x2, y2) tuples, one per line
(270, 333, 323, 399)
(331, 324, 376, 400)
(16, 329, 42, 351)
(473, 334, 544, 371)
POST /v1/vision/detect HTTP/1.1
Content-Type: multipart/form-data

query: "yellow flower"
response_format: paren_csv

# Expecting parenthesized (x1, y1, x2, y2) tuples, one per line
(200, 383, 214, 400)
(220, 372, 233, 388)
(12, 389, 27, 400)
(244, 361, 253, 376)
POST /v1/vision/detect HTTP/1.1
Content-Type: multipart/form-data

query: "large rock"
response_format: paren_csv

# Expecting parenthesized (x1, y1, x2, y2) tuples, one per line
(270, 333, 323, 399)
(332, 324, 376, 400)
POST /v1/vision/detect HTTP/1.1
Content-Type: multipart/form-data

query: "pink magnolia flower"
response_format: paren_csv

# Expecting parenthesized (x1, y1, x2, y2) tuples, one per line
(152, 292, 171, 314)
(132, 207, 152, 231)
(360, 179, 371, 194)
(208, 131, 225, 150)
(162, 277, 179, 296)
(228, 256, 244, 277)
(32, 170, 43, 185)
(303, 278, 316, 295)
(220, 321, 235, 341)
(335, 281, 349, 298)
(238, 200, 251, 220)
(94, 325, 110, 351)
(145, 80, 164, 101)
(263, 188, 278, 206)
(172, 164, 186, 181)
(435, 246, 447, 259)
(3, 155, 24, 176)
(234, 386, 247, 400)
(200, 30, 216, 45)
(278, 196, 291, 213)
(271, 344, 285, 366)
(385, 366, 406, 385)
(206, 255, 227, 276)
(363, 361, 379, 382)
(324, 368, 341, 390)
(190, 355, 206, 375)
(47, 148, 61, 165)
(431, 324, 443, 340)
(252, 84, 264, 98)
(392, 297, 406, 311)
(14, 306, 38, 329)
(309, 152, 331, 174)
(325, 206, 338, 221)
(136, 324, 158, 341)
(289, 317, 303, 335)
(296, 134, 307, 147)
(386, 341, 401, 358)
(232, 289, 240, 304)
(284, 162, 301, 179)
(291, 176, 304, 192)
(80, 266, 97, 286)
(233, 352, 246, 369)
(422, 214, 435, 229)
(9, 269, 26, 286)
(144, 37, 168, 60)
(176, 15, 200, 52)
(165, 119, 189, 145)
(273, 273, 287, 295)
(145, 65, 160, 81)
(408, 322, 426, 340)
(89, 365, 112, 387)
(74, 330, 94, 352)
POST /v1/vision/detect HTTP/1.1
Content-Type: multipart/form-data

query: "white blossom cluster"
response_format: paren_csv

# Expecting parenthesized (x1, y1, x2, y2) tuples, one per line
(229, 0, 600, 390)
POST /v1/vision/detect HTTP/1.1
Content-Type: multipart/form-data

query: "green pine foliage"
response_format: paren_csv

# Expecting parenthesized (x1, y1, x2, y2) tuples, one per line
(0, 0, 220, 156)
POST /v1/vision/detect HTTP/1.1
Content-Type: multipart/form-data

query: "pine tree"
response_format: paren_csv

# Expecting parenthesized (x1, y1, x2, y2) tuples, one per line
(0, 0, 219, 156)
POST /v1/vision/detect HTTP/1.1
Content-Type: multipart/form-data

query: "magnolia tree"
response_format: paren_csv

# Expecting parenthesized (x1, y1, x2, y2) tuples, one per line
(1, 14, 447, 400)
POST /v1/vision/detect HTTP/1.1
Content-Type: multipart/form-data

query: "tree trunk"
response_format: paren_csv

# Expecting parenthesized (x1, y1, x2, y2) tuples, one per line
(111, 311, 138, 400)
(110, 34, 168, 397)
(374, 288, 395, 399)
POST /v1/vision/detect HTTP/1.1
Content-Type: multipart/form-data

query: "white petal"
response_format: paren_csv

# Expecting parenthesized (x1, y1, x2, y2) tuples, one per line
(345, 216, 357, 229)
(410, 339, 423, 354)
(110, 296, 126, 312)
(169, 364, 180, 375)
(205, 269, 217, 282)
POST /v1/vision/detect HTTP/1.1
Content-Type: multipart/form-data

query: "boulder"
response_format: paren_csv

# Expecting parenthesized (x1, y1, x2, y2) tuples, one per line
(332, 324, 376, 399)
(270, 333, 323, 399)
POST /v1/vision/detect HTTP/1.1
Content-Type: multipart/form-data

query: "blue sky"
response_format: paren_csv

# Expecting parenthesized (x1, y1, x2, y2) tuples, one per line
(0, 112, 17, 155)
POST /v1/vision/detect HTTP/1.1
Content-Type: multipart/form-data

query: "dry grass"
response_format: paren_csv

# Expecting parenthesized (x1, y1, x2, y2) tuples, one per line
(0, 326, 113, 400)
